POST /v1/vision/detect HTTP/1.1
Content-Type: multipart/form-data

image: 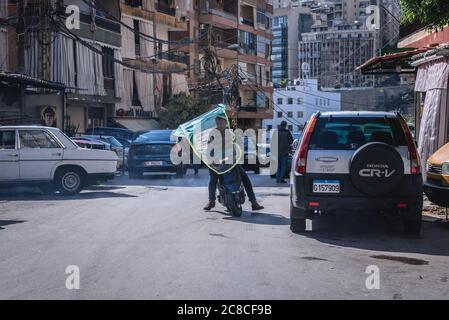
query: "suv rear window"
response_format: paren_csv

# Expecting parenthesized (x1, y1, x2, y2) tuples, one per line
(134, 144, 173, 156)
(309, 117, 407, 150)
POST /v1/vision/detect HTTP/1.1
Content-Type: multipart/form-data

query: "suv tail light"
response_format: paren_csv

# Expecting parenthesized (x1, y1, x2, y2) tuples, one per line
(295, 114, 319, 174)
(398, 115, 421, 175)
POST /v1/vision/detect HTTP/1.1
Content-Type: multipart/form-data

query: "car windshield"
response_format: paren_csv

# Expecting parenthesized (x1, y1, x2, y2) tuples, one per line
(309, 117, 407, 150)
(103, 136, 123, 148)
(135, 131, 174, 143)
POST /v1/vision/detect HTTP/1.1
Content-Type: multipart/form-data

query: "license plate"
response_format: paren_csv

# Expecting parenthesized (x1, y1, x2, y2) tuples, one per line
(313, 180, 340, 193)
(144, 161, 163, 166)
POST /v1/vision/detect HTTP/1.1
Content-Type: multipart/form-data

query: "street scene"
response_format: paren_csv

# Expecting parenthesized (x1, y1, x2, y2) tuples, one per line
(1, 0, 449, 302)
(0, 171, 448, 300)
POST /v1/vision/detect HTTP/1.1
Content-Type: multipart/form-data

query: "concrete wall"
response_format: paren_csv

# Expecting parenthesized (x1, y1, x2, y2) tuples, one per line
(339, 85, 415, 117)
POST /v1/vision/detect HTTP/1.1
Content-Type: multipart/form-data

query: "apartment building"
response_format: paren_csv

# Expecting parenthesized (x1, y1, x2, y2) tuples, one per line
(185, 0, 274, 130)
(298, 0, 399, 89)
(118, 0, 190, 130)
(1, 0, 192, 132)
(263, 78, 340, 132)
(0, 0, 122, 131)
(271, 3, 313, 85)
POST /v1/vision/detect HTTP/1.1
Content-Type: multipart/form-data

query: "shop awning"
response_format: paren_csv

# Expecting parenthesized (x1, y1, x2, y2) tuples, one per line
(115, 118, 160, 132)
(357, 48, 428, 75)
(0, 72, 66, 90)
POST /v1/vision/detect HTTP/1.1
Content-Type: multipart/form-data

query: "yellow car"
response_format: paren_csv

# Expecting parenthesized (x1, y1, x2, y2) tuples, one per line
(424, 143, 449, 207)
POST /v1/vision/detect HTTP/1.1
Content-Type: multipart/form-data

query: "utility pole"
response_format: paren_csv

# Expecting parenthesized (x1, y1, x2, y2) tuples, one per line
(229, 63, 239, 129)
(38, 0, 51, 82)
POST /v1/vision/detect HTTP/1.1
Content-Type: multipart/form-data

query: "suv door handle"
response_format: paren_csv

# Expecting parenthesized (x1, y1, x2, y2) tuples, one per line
(51, 152, 62, 156)
(8, 153, 19, 157)
(316, 157, 338, 163)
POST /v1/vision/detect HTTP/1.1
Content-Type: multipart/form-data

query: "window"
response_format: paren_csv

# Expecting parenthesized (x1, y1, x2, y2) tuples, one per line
(287, 112, 293, 118)
(132, 72, 141, 106)
(19, 131, 60, 149)
(267, 125, 272, 131)
(102, 47, 115, 79)
(288, 98, 293, 104)
(297, 111, 304, 118)
(125, 0, 142, 7)
(277, 112, 283, 118)
(0, 131, 16, 150)
(257, 8, 266, 26)
(297, 97, 304, 105)
(239, 31, 256, 55)
(277, 98, 283, 105)
(309, 117, 407, 150)
(257, 35, 266, 54)
(134, 19, 140, 56)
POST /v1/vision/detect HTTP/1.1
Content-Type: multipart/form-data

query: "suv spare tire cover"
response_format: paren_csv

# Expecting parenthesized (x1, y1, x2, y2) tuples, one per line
(350, 142, 404, 196)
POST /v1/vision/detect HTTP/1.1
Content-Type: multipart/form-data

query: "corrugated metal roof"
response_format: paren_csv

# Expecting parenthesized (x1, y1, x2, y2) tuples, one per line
(0, 72, 66, 90)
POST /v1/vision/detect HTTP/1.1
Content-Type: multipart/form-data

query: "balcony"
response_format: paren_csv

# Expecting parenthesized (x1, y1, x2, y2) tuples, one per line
(237, 107, 273, 120)
(199, 6, 238, 29)
(158, 51, 189, 65)
(154, 0, 188, 30)
(64, 11, 121, 47)
(240, 17, 254, 27)
(121, 2, 153, 21)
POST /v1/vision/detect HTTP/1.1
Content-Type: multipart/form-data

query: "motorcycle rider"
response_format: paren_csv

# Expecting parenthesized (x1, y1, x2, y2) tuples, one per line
(203, 115, 264, 211)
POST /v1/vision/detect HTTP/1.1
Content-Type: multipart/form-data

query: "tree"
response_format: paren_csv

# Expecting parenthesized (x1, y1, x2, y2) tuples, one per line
(158, 92, 209, 129)
(400, 0, 449, 30)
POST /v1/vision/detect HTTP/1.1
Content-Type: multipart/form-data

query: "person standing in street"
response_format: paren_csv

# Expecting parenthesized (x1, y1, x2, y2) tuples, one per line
(276, 121, 293, 184)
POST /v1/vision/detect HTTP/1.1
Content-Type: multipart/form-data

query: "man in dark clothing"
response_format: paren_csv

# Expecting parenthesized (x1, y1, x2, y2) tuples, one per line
(276, 121, 294, 183)
(203, 116, 264, 211)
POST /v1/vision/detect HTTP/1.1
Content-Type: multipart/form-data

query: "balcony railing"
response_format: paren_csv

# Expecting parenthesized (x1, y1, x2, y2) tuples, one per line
(201, 8, 237, 21)
(240, 17, 254, 27)
(158, 51, 189, 65)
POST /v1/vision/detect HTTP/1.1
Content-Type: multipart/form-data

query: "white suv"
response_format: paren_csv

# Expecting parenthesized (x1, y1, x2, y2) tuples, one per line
(290, 112, 423, 235)
(0, 126, 119, 195)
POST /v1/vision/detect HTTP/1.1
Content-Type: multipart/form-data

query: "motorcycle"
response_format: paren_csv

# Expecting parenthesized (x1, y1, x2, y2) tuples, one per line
(214, 162, 246, 217)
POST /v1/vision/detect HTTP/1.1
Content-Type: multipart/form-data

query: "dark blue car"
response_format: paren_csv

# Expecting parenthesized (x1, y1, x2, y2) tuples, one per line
(128, 130, 186, 178)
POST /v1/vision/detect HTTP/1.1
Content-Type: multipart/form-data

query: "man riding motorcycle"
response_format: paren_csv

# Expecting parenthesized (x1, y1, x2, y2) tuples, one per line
(203, 115, 264, 212)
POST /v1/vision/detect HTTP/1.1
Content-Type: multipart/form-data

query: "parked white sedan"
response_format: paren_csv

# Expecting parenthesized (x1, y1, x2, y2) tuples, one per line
(0, 126, 119, 195)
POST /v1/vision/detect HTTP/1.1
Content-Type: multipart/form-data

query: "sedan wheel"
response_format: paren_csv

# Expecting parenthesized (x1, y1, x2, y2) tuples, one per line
(56, 168, 84, 195)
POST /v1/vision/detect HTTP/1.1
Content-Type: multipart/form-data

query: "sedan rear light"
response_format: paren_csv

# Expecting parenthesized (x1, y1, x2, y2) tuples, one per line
(398, 115, 421, 175)
(295, 114, 319, 174)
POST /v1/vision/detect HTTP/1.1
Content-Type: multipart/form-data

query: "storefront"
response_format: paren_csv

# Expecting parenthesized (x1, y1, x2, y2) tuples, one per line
(0, 73, 66, 129)
(411, 48, 449, 166)
(357, 47, 449, 165)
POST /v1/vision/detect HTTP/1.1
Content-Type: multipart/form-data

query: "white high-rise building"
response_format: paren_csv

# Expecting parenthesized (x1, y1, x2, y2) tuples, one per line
(263, 79, 341, 132)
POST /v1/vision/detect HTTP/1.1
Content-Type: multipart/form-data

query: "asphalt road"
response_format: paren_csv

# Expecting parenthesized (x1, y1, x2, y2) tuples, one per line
(0, 169, 448, 299)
